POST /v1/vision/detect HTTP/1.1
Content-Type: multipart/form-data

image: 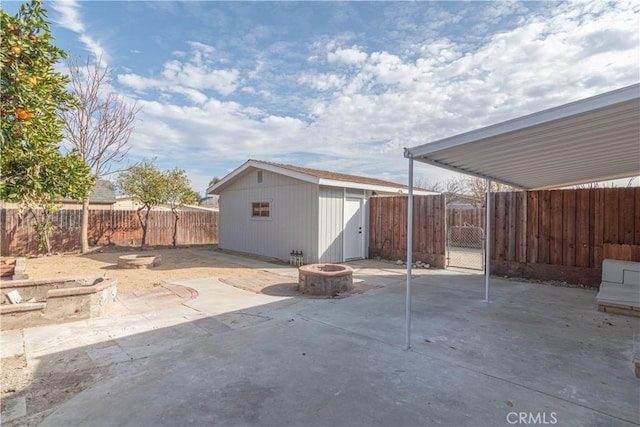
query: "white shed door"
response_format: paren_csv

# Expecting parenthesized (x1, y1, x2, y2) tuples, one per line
(344, 197, 364, 260)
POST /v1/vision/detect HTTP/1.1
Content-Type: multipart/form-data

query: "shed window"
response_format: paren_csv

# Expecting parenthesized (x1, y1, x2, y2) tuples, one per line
(251, 202, 270, 218)
(257, 171, 263, 183)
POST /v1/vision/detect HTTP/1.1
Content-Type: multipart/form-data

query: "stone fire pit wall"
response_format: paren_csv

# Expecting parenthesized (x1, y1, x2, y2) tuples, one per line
(118, 254, 161, 269)
(0, 276, 117, 330)
(298, 264, 353, 297)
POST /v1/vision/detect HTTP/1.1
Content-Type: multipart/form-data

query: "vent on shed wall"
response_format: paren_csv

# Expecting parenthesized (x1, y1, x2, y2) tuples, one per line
(257, 171, 263, 183)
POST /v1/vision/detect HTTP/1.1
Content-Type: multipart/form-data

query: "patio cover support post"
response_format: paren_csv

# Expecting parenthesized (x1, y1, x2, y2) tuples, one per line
(405, 157, 414, 350)
(485, 179, 491, 302)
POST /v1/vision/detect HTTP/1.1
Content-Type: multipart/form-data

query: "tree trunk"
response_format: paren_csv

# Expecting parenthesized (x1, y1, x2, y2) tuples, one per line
(136, 206, 152, 250)
(29, 207, 51, 254)
(44, 230, 51, 254)
(41, 208, 52, 255)
(172, 209, 179, 247)
(81, 199, 90, 253)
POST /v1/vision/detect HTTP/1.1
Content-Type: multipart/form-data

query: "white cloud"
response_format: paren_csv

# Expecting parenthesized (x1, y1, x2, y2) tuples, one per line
(327, 47, 368, 65)
(118, 42, 240, 102)
(51, 0, 107, 60)
(298, 73, 345, 91)
(114, 1, 638, 192)
(124, 97, 308, 193)
(187, 41, 215, 55)
(118, 74, 156, 91)
(273, 1, 637, 183)
(51, 0, 85, 32)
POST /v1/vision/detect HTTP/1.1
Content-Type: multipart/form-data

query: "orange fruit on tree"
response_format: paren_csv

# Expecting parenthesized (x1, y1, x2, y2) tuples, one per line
(16, 108, 34, 120)
(11, 46, 21, 55)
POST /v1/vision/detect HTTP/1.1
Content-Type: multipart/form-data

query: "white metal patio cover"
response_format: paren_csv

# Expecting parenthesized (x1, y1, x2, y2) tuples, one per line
(402, 83, 640, 349)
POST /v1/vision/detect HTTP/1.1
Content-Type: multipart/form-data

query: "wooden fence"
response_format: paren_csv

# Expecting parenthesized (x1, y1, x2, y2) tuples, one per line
(491, 188, 639, 285)
(447, 206, 485, 228)
(0, 209, 219, 256)
(369, 188, 640, 285)
(369, 195, 447, 267)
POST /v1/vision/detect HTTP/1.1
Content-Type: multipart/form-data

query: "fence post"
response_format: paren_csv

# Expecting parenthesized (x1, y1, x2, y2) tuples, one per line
(485, 180, 491, 302)
(405, 158, 414, 350)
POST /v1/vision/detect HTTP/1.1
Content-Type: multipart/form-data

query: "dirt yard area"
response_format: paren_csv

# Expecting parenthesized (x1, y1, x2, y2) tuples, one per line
(23, 246, 256, 293)
(1, 245, 264, 426)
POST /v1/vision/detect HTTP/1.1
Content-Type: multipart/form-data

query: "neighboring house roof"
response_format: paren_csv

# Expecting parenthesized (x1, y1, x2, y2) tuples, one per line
(208, 159, 437, 196)
(60, 179, 116, 204)
(89, 180, 117, 203)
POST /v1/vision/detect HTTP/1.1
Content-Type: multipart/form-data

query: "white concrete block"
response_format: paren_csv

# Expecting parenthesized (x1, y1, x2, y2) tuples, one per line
(602, 259, 640, 284)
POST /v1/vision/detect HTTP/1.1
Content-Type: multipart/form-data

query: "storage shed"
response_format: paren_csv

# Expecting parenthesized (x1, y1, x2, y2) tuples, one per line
(207, 160, 436, 264)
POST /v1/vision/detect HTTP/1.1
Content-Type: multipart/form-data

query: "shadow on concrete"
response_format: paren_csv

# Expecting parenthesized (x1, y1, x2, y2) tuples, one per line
(3, 268, 639, 427)
(259, 282, 299, 297)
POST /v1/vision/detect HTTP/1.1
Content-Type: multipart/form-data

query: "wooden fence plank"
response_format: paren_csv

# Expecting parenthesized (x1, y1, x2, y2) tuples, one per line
(375, 198, 381, 248)
(636, 188, 640, 245)
(369, 197, 378, 248)
(619, 187, 635, 245)
(575, 189, 590, 267)
(414, 196, 422, 253)
(420, 196, 429, 253)
(388, 197, 395, 250)
(592, 189, 604, 268)
(603, 188, 619, 244)
(380, 198, 388, 253)
(527, 191, 539, 264)
(494, 193, 506, 261)
(539, 191, 551, 264)
(517, 192, 527, 263)
(550, 190, 564, 265)
(433, 195, 442, 255)
(399, 197, 407, 252)
(507, 192, 517, 262)
(392, 197, 400, 250)
(425, 196, 434, 254)
(562, 190, 576, 267)
(385, 197, 394, 251)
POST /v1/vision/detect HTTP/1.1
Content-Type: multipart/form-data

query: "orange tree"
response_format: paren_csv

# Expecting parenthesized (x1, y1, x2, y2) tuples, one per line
(1, 1, 93, 252)
(117, 159, 167, 250)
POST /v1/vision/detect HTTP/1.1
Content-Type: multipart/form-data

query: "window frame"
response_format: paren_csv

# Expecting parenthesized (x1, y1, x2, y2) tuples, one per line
(250, 201, 271, 220)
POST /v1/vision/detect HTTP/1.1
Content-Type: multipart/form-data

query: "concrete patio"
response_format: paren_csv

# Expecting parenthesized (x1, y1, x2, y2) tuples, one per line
(1, 251, 638, 426)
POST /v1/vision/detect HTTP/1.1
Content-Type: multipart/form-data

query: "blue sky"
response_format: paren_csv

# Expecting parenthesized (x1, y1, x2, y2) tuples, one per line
(5, 1, 640, 195)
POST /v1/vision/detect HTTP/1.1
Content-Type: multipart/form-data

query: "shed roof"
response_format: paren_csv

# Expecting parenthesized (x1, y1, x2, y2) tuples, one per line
(404, 84, 640, 190)
(208, 159, 436, 195)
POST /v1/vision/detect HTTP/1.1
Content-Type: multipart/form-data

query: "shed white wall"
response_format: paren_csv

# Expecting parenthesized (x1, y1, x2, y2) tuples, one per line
(318, 186, 344, 263)
(218, 169, 319, 262)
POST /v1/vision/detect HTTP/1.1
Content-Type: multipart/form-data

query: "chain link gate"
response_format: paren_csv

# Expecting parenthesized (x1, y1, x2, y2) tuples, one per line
(446, 225, 485, 270)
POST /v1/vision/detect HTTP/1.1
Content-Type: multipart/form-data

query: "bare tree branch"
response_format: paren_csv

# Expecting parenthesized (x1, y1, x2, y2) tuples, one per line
(63, 56, 140, 177)
(62, 55, 140, 253)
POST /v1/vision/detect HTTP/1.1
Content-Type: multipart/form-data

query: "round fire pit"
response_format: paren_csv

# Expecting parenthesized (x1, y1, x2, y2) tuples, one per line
(118, 254, 161, 269)
(298, 264, 353, 296)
